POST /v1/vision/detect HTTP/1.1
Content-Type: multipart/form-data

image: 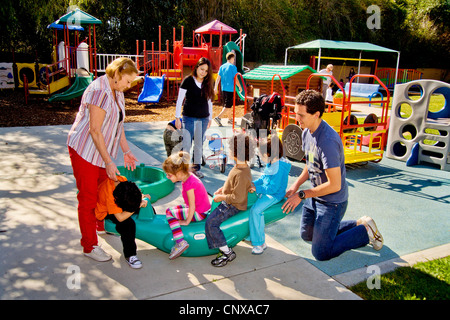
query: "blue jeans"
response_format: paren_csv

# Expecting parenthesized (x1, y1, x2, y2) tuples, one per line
(249, 194, 280, 246)
(300, 198, 369, 261)
(205, 202, 240, 249)
(182, 116, 209, 171)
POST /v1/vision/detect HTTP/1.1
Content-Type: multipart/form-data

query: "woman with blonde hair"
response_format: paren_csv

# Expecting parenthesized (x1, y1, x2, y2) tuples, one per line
(67, 57, 139, 262)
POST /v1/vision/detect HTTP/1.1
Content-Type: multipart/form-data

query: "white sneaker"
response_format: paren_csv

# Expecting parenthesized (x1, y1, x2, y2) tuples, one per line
(126, 255, 143, 269)
(361, 216, 384, 251)
(84, 246, 112, 262)
(252, 243, 267, 255)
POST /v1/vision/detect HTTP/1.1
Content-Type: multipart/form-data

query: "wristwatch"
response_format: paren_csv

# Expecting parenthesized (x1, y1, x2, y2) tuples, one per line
(298, 190, 306, 200)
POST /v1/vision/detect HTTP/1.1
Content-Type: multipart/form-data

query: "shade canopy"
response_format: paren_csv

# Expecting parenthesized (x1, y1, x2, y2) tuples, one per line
(286, 39, 399, 54)
(285, 39, 400, 86)
(195, 20, 237, 35)
(56, 8, 102, 25)
(47, 22, 84, 31)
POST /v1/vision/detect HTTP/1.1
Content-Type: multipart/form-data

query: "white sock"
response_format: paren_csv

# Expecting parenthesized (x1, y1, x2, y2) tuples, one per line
(219, 245, 231, 254)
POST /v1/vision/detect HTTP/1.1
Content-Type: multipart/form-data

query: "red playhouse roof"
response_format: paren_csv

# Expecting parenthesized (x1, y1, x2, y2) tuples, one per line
(195, 20, 237, 35)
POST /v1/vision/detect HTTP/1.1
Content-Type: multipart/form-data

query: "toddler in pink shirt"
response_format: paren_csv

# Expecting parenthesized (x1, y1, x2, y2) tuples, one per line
(163, 151, 211, 259)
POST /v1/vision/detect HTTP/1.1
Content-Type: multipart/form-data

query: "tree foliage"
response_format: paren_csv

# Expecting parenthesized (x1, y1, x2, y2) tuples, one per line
(0, 0, 448, 68)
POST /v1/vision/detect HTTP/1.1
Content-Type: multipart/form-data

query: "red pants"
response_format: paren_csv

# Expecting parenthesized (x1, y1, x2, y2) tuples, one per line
(68, 147, 108, 253)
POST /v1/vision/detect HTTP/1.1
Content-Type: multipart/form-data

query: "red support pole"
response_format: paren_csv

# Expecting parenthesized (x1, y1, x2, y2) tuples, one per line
(181, 26, 184, 45)
(173, 27, 176, 47)
(152, 42, 155, 75)
(143, 40, 147, 74)
(159, 25, 161, 77)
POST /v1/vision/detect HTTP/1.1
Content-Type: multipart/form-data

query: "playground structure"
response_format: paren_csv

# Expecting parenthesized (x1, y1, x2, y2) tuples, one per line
(284, 39, 424, 91)
(236, 71, 391, 165)
(0, 63, 15, 89)
(283, 74, 390, 164)
(375, 68, 423, 89)
(48, 68, 93, 102)
(137, 20, 246, 102)
(7, 15, 247, 105)
(386, 79, 450, 171)
(18, 8, 100, 104)
(336, 82, 384, 107)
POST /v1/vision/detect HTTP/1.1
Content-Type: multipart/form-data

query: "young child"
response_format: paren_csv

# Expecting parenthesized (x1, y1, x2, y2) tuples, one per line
(95, 176, 150, 269)
(205, 133, 255, 267)
(163, 151, 211, 259)
(163, 118, 183, 157)
(249, 135, 291, 254)
(325, 83, 334, 103)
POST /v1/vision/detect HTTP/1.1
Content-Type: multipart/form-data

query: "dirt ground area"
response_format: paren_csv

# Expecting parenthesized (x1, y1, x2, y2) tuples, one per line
(0, 90, 247, 127)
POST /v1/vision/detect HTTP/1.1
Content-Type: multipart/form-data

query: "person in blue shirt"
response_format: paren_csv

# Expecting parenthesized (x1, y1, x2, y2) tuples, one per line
(282, 90, 383, 261)
(249, 135, 291, 254)
(214, 52, 242, 127)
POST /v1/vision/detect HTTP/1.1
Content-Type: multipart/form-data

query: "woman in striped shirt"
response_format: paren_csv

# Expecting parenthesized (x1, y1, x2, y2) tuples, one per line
(67, 57, 139, 262)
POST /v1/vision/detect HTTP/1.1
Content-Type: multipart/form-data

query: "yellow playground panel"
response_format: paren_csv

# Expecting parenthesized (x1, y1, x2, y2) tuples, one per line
(28, 76, 70, 95)
(314, 73, 390, 164)
(321, 112, 387, 164)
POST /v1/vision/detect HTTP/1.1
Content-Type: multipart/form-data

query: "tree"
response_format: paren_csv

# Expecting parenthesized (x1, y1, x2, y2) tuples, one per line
(1, 0, 448, 69)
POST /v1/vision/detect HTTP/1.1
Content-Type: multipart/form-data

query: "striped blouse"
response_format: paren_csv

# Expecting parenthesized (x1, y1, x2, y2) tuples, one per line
(67, 75, 125, 168)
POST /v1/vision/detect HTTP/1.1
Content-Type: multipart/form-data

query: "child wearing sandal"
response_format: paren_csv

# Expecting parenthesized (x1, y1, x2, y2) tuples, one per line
(95, 176, 150, 269)
(205, 133, 255, 267)
(249, 135, 291, 254)
(163, 151, 211, 259)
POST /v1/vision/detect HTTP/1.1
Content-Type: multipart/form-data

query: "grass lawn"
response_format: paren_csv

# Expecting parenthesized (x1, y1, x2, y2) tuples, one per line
(350, 256, 450, 300)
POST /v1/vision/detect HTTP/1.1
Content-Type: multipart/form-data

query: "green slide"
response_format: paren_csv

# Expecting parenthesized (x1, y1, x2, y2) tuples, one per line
(48, 73, 93, 102)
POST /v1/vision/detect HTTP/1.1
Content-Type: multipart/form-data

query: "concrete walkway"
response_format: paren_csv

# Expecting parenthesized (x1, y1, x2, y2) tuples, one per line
(0, 124, 360, 300)
(0, 122, 447, 302)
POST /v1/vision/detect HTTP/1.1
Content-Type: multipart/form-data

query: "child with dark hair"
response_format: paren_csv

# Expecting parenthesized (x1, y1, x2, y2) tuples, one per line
(249, 135, 291, 254)
(95, 176, 150, 269)
(205, 133, 255, 267)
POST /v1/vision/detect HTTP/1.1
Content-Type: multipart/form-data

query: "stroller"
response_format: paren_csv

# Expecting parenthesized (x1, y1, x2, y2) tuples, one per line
(241, 92, 284, 137)
(241, 92, 284, 166)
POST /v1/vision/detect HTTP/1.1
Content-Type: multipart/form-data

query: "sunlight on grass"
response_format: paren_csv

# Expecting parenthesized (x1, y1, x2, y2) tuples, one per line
(350, 256, 450, 300)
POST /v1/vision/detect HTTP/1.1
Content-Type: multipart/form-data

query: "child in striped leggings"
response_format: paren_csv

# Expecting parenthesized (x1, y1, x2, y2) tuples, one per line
(163, 151, 211, 259)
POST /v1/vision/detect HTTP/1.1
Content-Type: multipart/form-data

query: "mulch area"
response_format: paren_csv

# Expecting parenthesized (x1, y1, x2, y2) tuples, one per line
(0, 90, 247, 127)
